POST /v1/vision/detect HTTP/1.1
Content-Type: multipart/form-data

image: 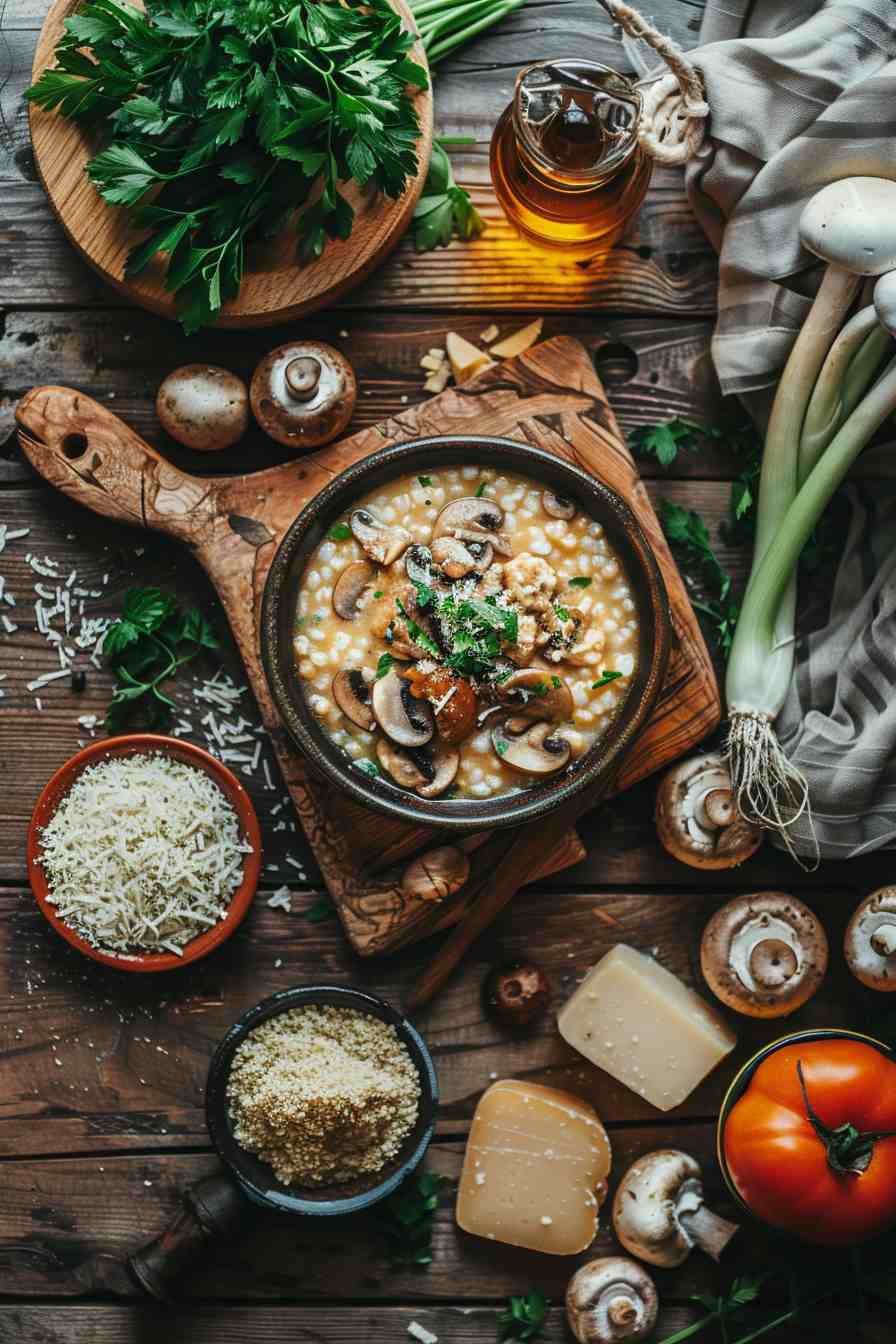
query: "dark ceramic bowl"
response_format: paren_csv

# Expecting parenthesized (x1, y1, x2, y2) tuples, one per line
(261, 435, 670, 830)
(716, 1027, 893, 1217)
(206, 984, 439, 1216)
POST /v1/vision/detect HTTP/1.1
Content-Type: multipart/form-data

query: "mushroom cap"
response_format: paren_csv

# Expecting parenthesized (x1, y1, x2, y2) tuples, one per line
(566, 1257, 658, 1344)
(844, 886, 896, 991)
(400, 845, 470, 902)
(371, 668, 434, 747)
(156, 364, 249, 452)
(497, 667, 574, 722)
(350, 508, 413, 567)
(432, 497, 513, 555)
(800, 177, 896, 273)
(700, 891, 828, 1018)
(542, 489, 576, 521)
(873, 271, 896, 338)
(250, 341, 357, 449)
(331, 669, 375, 731)
(332, 561, 376, 620)
(492, 719, 571, 775)
(655, 753, 762, 870)
(612, 1150, 702, 1269)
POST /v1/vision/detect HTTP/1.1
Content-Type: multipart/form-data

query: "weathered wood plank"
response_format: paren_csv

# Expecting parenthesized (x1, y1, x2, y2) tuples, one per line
(0, 883, 876, 1157)
(0, 1303, 874, 1344)
(1, 312, 726, 463)
(0, 1131, 735, 1300)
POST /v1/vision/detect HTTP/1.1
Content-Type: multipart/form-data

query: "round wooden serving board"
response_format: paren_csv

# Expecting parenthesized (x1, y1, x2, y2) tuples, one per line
(29, 0, 433, 328)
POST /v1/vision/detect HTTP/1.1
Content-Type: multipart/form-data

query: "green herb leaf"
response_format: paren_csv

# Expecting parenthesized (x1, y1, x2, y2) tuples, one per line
(568, 576, 591, 589)
(328, 523, 352, 542)
(591, 670, 622, 690)
(413, 141, 485, 252)
(303, 894, 337, 923)
(497, 1290, 549, 1343)
(395, 596, 442, 657)
(354, 759, 381, 779)
(374, 1169, 450, 1268)
(373, 590, 385, 599)
(475, 480, 487, 497)
(629, 418, 711, 468)
(375, 653, 395, 679)
(418, 475, 433, 486)
(102, 587, 217, 731)
(661, 499, 740, 659)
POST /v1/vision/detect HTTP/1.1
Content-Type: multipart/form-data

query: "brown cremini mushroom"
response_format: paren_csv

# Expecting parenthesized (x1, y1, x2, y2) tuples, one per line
(400, 845, 470, 902)
(612, 1150, 739, 1269)
(350, 508, 412, 567)
(845, 887, 896, 991)
(700, 892, 828, 1018)
(483, 961, 551, 1027)
(542, 490, 576, 521)
(156, 364, 249, 451)
(566, 1258, 658, 1344)
(331, 669, 375, 731)
(250, 341, 357, 448)
(332, 561, 376, 620)
(371, 668, 434, 747)
(497, 667, 573, 723)
(432, 497, 513, 556)
(655, 753, 762, 869)
(492, 720, 570, 775)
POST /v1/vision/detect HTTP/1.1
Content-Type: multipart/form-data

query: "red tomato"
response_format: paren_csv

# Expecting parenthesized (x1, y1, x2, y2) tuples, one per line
(723, 1038, 896, 1246)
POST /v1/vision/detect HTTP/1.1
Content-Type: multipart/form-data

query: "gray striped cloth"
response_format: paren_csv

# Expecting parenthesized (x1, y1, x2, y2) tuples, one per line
(683, 0, 896, 859)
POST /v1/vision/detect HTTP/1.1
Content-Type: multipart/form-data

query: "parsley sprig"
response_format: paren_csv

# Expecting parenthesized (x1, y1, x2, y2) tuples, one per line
(102, 586, 218, 731)
(373, 1169, 449, 1268)
(413, 140, 484, 251)
(497, 1290, 549, 1343)
(27, 0, 428, 332)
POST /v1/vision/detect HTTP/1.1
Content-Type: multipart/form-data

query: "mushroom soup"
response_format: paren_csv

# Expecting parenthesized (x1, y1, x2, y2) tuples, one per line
(293, 466, 640, 800)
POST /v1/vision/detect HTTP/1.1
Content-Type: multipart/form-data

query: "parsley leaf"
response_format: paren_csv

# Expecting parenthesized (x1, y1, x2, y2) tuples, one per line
(591, 670, 622, 689)
(475, 481, 487, 498)
(103, 586, 219, 732)
(303, 894, 337, 923)
(375, 653, 395, 679)
(395, 596, 442, 657)
(418, 475, 433, 486)
(630, 418, 710, 468)
(374, 1170, 449, 1268)
(497, 1290, 549, 1343)
(328, 522, 352, 542)
(27, 0, 430, 332)
(413, 141, 485, 252)
(568, 576, 592, 588)
(662, 500, 739, 659)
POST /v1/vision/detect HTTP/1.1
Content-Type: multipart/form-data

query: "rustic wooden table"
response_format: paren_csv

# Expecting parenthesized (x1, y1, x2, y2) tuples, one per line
(1, 1, 894, 1341)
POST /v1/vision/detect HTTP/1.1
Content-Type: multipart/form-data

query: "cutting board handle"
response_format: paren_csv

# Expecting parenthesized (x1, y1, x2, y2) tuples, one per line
(16, 386, 215, 544)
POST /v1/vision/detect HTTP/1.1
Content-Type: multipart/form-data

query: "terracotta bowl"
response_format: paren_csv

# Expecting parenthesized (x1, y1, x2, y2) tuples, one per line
(27, 734, 262, 972)
(261, 434, 671, 831)
(206, 984, 439, 1215)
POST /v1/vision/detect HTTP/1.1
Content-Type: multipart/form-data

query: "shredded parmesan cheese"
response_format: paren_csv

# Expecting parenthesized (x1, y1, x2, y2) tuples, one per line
(38, 753, 252, 956)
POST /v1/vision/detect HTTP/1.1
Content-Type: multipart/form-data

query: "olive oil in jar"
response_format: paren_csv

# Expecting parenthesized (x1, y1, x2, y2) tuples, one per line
(490, 60, 651, 260)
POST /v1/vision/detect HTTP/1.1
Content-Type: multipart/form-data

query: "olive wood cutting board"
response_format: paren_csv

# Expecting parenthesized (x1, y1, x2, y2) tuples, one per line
(16, 337, 720, 956)
(29, 0, 433, 329)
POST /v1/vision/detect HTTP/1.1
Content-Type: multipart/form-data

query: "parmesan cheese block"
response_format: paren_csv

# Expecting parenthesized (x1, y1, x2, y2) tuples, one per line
(558, 945, 737, 1112)
(456, 1080, 611, 1254)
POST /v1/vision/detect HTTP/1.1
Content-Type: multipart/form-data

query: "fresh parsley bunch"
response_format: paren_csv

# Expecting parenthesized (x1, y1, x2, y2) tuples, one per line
(26, 0, 428, 331)
(102, 586, 218, 731)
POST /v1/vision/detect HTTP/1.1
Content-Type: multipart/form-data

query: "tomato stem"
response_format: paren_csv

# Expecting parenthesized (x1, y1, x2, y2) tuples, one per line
(796, 1059, 896, 1176)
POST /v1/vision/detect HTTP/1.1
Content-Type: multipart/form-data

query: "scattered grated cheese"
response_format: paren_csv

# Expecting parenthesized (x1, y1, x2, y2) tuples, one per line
(38, 753, 253, 956)
(267, 886, 293, 912)
(408, 1324, 438, 1344)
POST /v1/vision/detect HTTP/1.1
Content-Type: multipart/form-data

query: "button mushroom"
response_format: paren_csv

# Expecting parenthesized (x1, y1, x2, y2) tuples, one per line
(431, 534, 493, 578)
(483, 961, 551, 1028)
(332, 561, 376, 620)
(493, 720, 571, 775)
(405, 544, 436, 587)
(542, 490, 576, 521)
(432, 497, 513, 556)
(156, 364, 249, 452)
(845, 887, 896, 991)
(376, 738, 459, 797)
(655, 754, 762, 869)
(613, 1150, 739, 1268)
(400, 845, 470, 902)
(350, 507, 413, 566)
(331, 669, 375, 731)
(566, 1258, 658, 1344)
(250, 340, 357, 449)
(372, 668, 434, 747)
(497, 668, 573, 722)
(700, 892, 828, 1018)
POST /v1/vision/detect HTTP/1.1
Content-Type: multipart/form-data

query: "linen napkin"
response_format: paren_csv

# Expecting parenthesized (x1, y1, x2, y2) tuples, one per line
(683, 0, 896, 858)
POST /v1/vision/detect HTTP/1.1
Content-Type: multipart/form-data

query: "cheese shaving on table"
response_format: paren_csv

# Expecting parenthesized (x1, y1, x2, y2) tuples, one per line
(38, 753, 252, 956)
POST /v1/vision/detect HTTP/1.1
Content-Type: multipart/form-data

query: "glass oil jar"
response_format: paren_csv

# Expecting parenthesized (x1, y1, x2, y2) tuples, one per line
(490, 59, 652, 261)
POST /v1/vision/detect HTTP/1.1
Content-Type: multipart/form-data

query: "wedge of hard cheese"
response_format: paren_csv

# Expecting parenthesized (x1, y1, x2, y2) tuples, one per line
(456, 1079, 611, 1254)
(558, 945, 737, 1111)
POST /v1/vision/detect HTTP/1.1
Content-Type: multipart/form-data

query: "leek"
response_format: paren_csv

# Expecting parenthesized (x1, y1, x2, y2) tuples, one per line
(407, 0, 526, 64)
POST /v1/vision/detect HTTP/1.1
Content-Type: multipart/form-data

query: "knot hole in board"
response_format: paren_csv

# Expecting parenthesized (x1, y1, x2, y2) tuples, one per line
(593, 342, 638, 387)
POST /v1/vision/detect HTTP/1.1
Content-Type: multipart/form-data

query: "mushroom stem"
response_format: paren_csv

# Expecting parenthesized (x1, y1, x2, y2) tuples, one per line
(678, 1203, 740, 1262)
(285, 356, 322, 402)
(748, 937, 798, 989)
(607, 1298, 637, 1329)
(871, 923, 896, 958)
(701, 788, 734, 828)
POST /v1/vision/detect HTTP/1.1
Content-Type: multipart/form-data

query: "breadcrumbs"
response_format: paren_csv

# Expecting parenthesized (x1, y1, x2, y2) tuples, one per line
(226, 1005, 420, 1186)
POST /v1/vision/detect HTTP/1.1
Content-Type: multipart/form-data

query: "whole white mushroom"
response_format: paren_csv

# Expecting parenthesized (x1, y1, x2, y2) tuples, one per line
(566, 1258, 658, 1344)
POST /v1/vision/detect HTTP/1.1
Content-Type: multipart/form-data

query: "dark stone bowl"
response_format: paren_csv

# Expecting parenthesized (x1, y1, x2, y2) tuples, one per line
(261, 435, 670, 830)
(206, 984, 439, 1216)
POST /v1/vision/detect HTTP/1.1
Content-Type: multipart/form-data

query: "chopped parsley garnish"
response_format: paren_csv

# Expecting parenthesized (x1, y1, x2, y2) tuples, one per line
(554, 605, 570, 621)
(373, 590, 385, 599)
(395, 596, 442, 657)
(328, 523, 352, 542)
(551, 675, 562, 688)
(494, 737, 508, 755)
(418, 475, 433, 487)
(592, 670, 622, 689)
(569, 576, 592, 589)
(354, 759, 381, 778)
(375, 653, 395, 679)
(474, 480, 487, 498)
(412, 581, 435, 611)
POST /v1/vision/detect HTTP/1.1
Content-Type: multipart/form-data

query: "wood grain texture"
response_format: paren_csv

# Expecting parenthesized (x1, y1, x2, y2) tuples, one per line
(27, 0, 433, 327)
(15, 337, 720, 954)
(0, 881, 873, 1155)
